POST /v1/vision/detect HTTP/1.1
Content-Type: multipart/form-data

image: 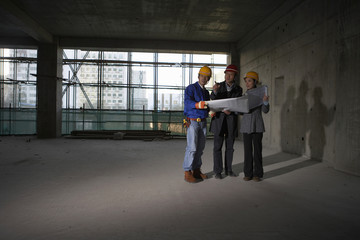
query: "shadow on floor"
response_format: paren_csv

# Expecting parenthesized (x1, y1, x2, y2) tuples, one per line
(205, 152, 321, 179)
(264, 158, 320, 179)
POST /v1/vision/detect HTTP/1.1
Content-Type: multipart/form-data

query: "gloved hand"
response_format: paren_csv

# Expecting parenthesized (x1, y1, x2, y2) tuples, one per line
(209, 111, 216, 118)
(195, 101, 207, 109)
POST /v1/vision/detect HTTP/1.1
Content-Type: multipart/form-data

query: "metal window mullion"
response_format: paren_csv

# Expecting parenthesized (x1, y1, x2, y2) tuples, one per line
(153, 53, 158, 130)
(127, 52, 131, 110)
(97, 51, 102, 110)
(13, 50, 18, 108)
(73, 50, 77, 109)
(189, 54, 193, 85)
(182, 54, 186, 111)
(154, 53, 158, 111)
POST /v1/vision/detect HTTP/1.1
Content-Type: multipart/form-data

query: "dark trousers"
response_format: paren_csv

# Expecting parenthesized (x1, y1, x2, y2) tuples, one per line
(243, 132, 263, 178)
(213, 133, 235, 174)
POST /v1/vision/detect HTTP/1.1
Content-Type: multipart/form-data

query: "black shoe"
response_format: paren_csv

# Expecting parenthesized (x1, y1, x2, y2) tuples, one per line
(215, 173, 222, 179)
(225, 171, 237, 177)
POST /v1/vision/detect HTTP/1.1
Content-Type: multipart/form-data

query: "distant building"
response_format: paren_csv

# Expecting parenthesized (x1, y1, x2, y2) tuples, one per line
(5, 49, 37, 108)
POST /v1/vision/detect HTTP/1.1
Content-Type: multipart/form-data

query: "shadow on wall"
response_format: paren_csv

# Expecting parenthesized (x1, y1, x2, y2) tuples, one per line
(280, 81, 335, 161)
(280, 85, 296, 153)
(308, 87, 335, 160)
(280, 81, 309, 155)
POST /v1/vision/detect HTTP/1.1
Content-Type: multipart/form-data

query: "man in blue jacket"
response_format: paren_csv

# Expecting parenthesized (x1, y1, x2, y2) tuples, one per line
(183, 66, 211, 183)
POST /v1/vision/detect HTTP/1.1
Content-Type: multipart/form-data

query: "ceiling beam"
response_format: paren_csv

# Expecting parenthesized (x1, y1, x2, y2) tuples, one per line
(0, 0, 53, 43)
(0, 37, 38, 48)
(60, 37, 232, 54)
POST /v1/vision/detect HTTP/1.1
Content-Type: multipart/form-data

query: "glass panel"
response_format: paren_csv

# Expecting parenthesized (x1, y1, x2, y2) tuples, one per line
(19, 84, 36, 108)
(130, 87, 150, 110)
(75, 62, 99, 109)
(62, 62, 78, 109)
(103, 51, 128, 61)
(131, 52, 153, 62)
(130, 66, 154, 110)
(2, 83, 16, 108)
(85, 51, 100, 60)
(2, 48, 14, 57)
(63, 50, 99, 60)
(16, 63, 31, 81)
(158, 53, 182, 63)
(1, 49, 37, 109)
(158, 66, 182, 87)
(193, 54, 212, 63)
(77, 85, 98, 109)
(63, 49, 76, 59)
(103, 65, 127, 110)
(158, 89, 183, 111)
(212, 67, 226, 85)
(102, 86, 127, 109)
(14, 49, 37, 58)
(213, 54, 228, 64)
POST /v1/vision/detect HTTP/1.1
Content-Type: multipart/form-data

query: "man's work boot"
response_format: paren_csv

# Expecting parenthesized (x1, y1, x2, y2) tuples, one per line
(193, 168, 208, 180)
(184, 170, 197, 183)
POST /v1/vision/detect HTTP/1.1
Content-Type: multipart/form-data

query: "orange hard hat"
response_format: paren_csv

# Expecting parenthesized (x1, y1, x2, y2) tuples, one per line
(199, 66, 212, 77)
(244, 71, 259, 83)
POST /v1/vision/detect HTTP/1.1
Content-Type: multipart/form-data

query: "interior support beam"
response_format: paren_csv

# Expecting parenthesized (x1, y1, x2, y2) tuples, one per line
(60, 37, 232, 54)
(0, 0, 53, 43)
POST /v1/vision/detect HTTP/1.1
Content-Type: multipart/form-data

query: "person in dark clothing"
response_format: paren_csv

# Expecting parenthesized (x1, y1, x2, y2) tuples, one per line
(209, 65, 243, 179)
(240, 71, 270, 182)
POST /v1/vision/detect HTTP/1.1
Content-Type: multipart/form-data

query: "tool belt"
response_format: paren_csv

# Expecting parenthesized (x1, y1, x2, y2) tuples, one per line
(188, 117, 206, 122)
(183, 117, 206, 128)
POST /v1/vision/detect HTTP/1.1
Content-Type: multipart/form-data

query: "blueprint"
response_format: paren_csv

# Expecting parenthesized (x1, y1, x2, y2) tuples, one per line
(206, 85, 267, 113)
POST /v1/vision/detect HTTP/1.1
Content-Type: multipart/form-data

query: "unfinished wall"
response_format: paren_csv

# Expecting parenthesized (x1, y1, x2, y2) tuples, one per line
(238, 0, 360, 175)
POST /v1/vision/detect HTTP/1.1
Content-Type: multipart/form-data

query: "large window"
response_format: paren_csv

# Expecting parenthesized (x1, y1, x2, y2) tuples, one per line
(0, 49, 37, 108)
(62, 50, 228, 111)
(1, 48, 228, 135)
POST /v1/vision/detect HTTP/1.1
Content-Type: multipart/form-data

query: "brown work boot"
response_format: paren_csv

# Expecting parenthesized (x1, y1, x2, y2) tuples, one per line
(243, 176, 252, 181)
(193, 168, 208, 180)
(184, 170, 197, 183)
(253, 176, 262, 182)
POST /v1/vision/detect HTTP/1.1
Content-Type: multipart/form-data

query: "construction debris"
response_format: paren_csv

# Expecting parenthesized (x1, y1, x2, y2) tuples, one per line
(66, 130, 172, 141)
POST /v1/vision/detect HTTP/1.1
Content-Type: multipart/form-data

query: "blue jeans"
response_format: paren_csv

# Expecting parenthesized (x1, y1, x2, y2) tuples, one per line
(183, 120, 207, 171)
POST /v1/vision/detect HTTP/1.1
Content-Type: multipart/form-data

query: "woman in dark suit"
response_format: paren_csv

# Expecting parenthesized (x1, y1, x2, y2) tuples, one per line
(240, 71, 270, 182)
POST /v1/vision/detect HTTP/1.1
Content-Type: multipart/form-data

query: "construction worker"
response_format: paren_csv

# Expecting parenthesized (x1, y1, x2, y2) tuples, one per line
(210, 64, 243, 179)
(240, 71, 269, 182)
(183, 66, 211, 183)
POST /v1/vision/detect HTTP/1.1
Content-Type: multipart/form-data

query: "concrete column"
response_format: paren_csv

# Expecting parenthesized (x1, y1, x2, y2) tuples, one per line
(229, 43, 241, 85)
(36, 40, 62, 138)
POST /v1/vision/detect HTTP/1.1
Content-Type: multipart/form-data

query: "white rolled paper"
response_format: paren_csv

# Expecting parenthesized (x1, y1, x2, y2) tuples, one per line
(206, 85, 268, 113)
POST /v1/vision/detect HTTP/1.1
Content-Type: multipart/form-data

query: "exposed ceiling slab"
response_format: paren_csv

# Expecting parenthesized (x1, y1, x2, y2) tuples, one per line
(0, 0, 292, 51)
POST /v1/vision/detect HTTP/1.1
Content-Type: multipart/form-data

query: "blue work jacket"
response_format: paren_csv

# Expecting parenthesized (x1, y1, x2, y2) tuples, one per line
(184, 82, 210, 119)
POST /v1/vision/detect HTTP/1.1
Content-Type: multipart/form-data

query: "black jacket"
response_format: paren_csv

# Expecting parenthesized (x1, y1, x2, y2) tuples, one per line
(209, 81, 243, 136)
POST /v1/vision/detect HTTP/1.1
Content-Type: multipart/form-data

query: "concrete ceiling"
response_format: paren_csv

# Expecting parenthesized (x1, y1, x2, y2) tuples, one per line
(0, 0, 287, 50)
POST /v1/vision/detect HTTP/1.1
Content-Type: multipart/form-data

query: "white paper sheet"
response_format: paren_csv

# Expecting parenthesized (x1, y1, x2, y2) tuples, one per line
(206, 85, 267, 113)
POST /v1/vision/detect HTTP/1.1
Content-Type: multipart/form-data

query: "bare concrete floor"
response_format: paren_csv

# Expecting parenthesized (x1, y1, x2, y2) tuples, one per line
(1, 136, 359, 240)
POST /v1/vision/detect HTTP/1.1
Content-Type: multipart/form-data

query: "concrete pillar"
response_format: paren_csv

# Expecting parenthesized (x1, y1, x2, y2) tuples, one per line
(36, 40, 62, 138)
(229, 43, 241, 85)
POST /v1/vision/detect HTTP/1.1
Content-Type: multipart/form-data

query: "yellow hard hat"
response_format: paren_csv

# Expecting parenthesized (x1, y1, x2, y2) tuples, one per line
(199, 66, 212, 77)
(244, 71, 259, 83)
